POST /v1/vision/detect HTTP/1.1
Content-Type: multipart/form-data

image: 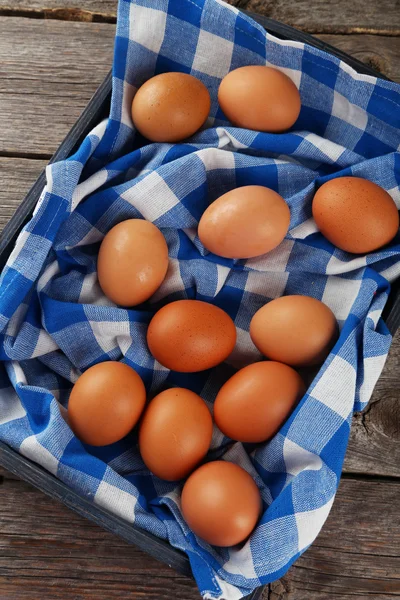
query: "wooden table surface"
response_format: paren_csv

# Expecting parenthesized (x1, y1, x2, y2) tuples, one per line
(0, 1, 399, 599)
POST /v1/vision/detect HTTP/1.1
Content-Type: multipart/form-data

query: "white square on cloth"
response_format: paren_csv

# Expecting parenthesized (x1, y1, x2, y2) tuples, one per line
(193, 30, 234, 78)
(331, 90, 368, 131)
(89, 319, 131, 354)
(224, 542, 258, 579)
(197, 147, 236, 171)
(121, 171, 180, 221)
(283, 438, 322, 476)
(0, 387, 26, 426)
(311, 355, 356, 420)
(129, 4, 167, 54)
(322, 275, 362, 321)
(301, 132, 345, 163)
(95, 480, 137, 523)
(359, 354, 387, 406)
(295, 497, 334, 552)
(20, 436, 59, 476)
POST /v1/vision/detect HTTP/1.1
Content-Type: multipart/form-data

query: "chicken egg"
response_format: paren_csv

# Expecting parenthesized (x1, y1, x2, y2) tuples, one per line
(218, 66, 301, 132)
(312, 177, 399, 254)
(131, 72, 211, 142)
(198, 185, 290, 259)
(181, 461, 262, 547)
(97, 219, 169, 307)
(139, 388, 213, 481)
(68, 361, 146, 446)
(147, 300, 236, 372)
(250, 295, 338, 367)
(214, 361, 305, 443)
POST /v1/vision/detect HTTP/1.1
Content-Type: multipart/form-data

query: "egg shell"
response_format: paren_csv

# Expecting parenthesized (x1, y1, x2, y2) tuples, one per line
(181, 461, 262, 547)
(68, 362, 146, 447)
(97, 219, 169, 307)
(147, 300, 237, 372)
(131, 72, 211, 143)
(312, 177, 399, 254)
(139, 388, 213, 481)
(214, 361, 305, 443)
(198, 185, 290, 259)
(250, 295, 338, 368)
(218, 66, 301, 132)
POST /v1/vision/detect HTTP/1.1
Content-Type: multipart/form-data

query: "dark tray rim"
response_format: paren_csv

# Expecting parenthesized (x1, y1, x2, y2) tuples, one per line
(0, 11, 398, 600)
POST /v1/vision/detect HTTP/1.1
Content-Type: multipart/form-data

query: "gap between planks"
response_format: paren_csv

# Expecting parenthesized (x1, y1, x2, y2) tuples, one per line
(0, 0, 399, 35)
(0, 7, 117, 24)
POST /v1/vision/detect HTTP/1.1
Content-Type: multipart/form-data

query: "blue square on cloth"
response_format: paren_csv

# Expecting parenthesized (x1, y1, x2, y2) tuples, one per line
(0, 0, 399, 599)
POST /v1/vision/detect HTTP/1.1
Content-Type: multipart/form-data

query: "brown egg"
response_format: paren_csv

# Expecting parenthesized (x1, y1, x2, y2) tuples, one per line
(214, 361, 305, 443)
(139, 388, 212, 481)
(312, 177, 399, 254)
(97, 219, 169, 307)
(218, 66, 301, 132)
(181, 461, 262, 547)
(250, 295, 338, 367)
(131, 72, 211, 143)
(68, 362, 146, 446)
(198, 185, 290, 259)
(147, 300, 236, 372)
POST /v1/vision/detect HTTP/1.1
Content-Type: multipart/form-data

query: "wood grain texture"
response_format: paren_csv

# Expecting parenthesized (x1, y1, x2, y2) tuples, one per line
(0, 0, 399, 35)
(241, 0, 400, 35)
(344, 333, 400, 477)
(0, 158, 46, 230)
(1, 473, 399, 599)
(0, 481, 201, 600)
(316, 34, 400, 82)
(272, 477, 400, 599)
(0, 465, 19, 479)
(0, 17, 115, 157)
(0, 0, 116, 22)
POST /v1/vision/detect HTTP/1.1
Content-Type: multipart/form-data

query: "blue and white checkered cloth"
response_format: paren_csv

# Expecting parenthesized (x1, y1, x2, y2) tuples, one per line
(1, 0, 400, 597)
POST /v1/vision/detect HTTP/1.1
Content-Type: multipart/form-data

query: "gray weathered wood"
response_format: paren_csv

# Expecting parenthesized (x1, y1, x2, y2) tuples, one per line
(344, 333, 400, 477)
(316, 34, 400, 82)
(0, 157, 46, 230)
(0, 0, 399, 35)
(0, 465, 19, 479)
(0, 0, 117, 21)
(0, 17, 115, 157)
(243, 0, 400, 35)
(273, 477, 400, 599)
(0, 479, 201, 600)
(0, 18, 399, 158)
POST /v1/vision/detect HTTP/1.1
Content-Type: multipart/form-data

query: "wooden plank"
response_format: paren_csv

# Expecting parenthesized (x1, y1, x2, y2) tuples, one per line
(1, 156, 400, 479)
(0, 17, 115, 157)
(0, 477, 202, 599)
(0, 18, 399, 158)
(0, 0, 399, 35)
(243, 0, 400, 35)
(316, 34, 400, 82)
(274, 477, 400, 599)
(344, 332, 400, 477)
(0, 157, 46, 231)
(1, 474, 399, 599)
(0, 1, 116, 22)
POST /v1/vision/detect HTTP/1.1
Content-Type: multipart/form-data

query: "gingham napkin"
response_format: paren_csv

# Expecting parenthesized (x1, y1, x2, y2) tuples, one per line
(0, 0, 400, 598)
